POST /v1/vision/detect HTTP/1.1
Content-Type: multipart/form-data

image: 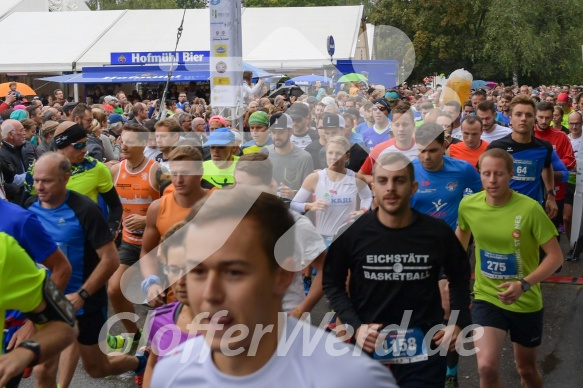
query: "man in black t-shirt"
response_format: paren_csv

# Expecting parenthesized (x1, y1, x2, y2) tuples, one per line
(323, 152, 471, 388)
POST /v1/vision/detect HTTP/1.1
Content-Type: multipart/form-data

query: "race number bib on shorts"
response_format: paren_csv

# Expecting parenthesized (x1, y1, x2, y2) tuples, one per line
(373, 327, 428, 364)
(480, 250, 517, 279)
(513, 159, 536, 181)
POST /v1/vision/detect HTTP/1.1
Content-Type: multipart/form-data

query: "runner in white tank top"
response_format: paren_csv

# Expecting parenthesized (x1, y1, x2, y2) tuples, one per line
(291, 136, 373, 239)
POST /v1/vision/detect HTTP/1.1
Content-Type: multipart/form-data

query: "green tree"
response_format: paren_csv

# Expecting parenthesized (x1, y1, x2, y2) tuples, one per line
(481, 0, 583, 85)
(244, 0, 339, 7)
(176, 0, 207, 8)
(369, 0, 489, 83)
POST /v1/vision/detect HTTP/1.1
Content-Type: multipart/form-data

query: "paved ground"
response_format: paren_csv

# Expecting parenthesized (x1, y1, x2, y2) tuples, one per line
(21, 236, 583, 387)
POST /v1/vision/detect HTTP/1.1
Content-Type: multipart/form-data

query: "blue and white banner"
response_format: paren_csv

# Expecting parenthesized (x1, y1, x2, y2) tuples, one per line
(110, 51, 209, 65)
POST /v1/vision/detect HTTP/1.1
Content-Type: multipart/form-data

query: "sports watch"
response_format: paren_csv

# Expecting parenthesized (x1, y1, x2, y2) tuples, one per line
(520, 279, 531, 292)
(77, 288, 90, 301)
(546, 189, 556, 197)
(18, 340, 41, 366)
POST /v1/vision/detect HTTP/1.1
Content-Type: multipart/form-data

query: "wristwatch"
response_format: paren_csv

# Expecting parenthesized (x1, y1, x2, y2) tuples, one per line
(77, 288, 90, 301)
(520, 279, 531, 292)
(546, 189, 556, 197)
(18, 340, 41, 367)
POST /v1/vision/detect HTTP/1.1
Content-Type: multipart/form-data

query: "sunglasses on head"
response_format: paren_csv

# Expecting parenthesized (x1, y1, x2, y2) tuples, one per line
(71, 141, 88, 150)
(373, 106, 388, 112)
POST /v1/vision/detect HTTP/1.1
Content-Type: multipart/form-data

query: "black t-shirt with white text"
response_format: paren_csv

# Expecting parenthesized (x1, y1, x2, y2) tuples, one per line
(323, 210, 471, 332)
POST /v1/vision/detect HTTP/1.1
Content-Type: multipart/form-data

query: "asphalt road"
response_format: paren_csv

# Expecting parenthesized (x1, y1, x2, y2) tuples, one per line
(21, 236, 583, 387)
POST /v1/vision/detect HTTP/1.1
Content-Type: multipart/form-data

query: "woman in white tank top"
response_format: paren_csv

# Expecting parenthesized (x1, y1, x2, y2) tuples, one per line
(291, 136, 373, 240)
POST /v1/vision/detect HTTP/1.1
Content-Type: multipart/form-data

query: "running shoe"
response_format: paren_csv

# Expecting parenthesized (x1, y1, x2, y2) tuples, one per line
(107, 329, 143, 353)
(445, 375, 459, 388)
(106, 333, 125, 351)
(134, 346, 151, 387)
(566, 249, 579, 262)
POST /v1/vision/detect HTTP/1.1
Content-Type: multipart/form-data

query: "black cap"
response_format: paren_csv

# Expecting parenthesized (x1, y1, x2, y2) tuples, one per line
(286, 102, 310, 119)
(269, 113, 293, 130)
(62, 101, 79, 115)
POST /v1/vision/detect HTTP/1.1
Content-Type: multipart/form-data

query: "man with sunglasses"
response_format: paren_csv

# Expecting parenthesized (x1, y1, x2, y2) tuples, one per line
(23, 122, 122, 239)
(361, 98, 392, 149)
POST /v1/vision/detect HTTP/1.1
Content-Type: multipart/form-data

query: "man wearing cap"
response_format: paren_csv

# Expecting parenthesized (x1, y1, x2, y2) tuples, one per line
(361, 98, 392, 149)
(104, 96, 119, 113)
(208, 115, 227, 132)
(243, 111, 272, 155)
(261, 113, 313, 199)
(109, 113, 129, 140)
(62, 102, 79, 121)
(556, 92, 572, 130)
(317, 113, 368, 173)
(288, 102, 319, 150)
(201, 128, 240, 189)
(0, 119, 36, 203)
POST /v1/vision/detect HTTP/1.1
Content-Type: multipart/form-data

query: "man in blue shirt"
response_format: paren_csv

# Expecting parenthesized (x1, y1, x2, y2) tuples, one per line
(411, 122, 482, 387)
(26, 152, 149, 388)
(361, 98, 392, 149)
(487, 94, 557, 218)
(412, 123, 482, 230)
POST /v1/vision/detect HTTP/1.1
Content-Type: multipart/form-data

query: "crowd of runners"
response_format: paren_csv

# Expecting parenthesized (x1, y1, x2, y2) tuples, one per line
(0, 76, 580, 387)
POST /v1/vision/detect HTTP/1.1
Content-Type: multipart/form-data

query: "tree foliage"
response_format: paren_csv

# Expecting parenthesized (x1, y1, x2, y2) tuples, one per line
(370, 0, 583, 84)
(86, 0, 206, 10)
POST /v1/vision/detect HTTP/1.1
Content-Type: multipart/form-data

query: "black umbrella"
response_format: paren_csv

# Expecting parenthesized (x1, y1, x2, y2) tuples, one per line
(268, 85, 304, 99)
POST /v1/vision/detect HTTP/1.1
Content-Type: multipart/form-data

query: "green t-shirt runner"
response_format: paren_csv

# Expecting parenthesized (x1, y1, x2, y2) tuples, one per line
(0, 232, 45, 349)
(458, 191, 557, 312)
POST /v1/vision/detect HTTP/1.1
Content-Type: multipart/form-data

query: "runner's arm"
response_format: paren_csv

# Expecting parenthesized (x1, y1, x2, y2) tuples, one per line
(101, 186, 123, 233)
(322, 225, 363, 330)
(455, 226, 472, 250)
(523, 236, 563, 286)
(140, 200, 165, 306)
(296, 250, 326, 315)
(443, 229, 472, 329)
(42, 248, 72, 291)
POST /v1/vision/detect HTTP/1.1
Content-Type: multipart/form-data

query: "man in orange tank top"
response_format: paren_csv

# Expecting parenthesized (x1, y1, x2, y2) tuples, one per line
(140, 145, 208, 307)
(108, 124, 166, 348)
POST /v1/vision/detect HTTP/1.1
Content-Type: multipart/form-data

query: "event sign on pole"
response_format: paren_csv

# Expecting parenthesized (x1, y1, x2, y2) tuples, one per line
(209, 0, 243, 108)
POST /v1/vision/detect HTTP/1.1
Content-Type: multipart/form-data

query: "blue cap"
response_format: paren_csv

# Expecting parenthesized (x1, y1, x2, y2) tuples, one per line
(204, 127, 236, 146)
(532, 90, 539, 95)
(109, 113, 128, 124)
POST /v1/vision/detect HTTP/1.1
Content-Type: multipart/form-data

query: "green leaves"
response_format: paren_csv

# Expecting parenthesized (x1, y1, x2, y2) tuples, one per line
(370, 0, 583, 84)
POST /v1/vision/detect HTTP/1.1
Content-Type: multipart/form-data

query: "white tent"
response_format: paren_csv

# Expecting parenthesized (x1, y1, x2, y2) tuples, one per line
(0, 6, 366, 73)
(0, 10, 125, 73)
(0, 0, 47, 21)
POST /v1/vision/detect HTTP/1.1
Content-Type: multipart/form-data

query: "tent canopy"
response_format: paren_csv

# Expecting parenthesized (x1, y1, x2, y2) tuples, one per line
(0, 6, 364, 73)
(37, 63, 274, 84)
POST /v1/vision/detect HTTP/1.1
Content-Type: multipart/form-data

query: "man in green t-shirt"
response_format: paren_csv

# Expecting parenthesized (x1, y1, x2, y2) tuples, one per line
(202, 128, 239, 189)
(0, 233, 76, 387)
(455, 149, 563, 388)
